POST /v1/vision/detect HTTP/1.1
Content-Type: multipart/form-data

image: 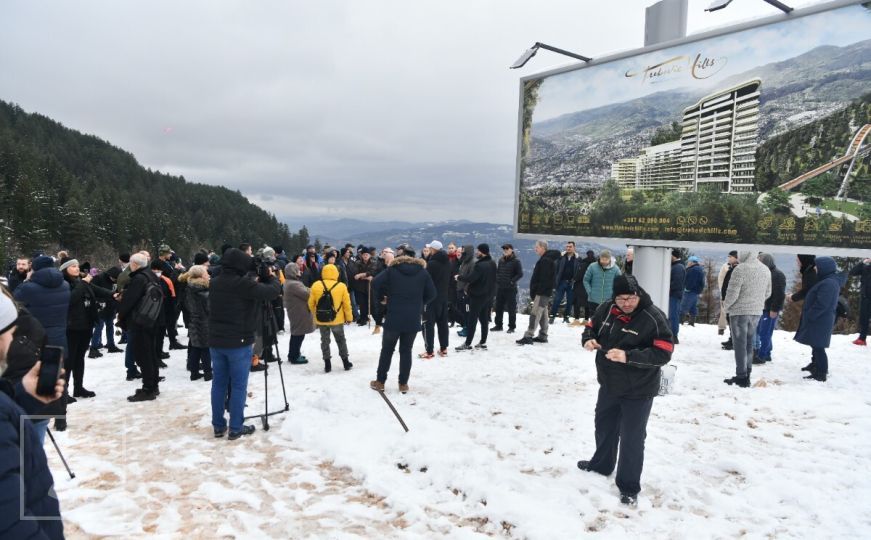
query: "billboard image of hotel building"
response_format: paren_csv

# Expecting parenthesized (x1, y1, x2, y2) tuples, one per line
(612, 79, 761, 194)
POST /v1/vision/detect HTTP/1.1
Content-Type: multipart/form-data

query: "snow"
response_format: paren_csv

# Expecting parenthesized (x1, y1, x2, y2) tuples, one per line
(48, 322, 871, 538)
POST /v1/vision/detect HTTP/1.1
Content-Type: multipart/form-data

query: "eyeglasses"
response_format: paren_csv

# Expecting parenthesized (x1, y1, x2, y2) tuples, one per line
(615, 295, 639, 303)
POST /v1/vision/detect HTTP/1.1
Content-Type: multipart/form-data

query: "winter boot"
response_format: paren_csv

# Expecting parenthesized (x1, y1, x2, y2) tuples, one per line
(88, 347, 103, 359)
(490, 325, 503, 332)
(169, 340, 186, 350)
(801, 362, 814, 372)
(324, 359, 332, 373)
(804, 372, 827, 382)
(399, 383, 409, 394)
(106, 345, 123, 353)
(54, 419, 67, 432)
(342, 358, 353, 371)
(721, 338, 733, 351)
(228, 425, 256, 441)
(73, 387, 96, 398)
(688, 315, 696, 327)
(620, 492, 638, 507)
(203, 371, 213, 381)
(369, 380, 385, 392)
(372, 325, 382, 335)
(455, 343, 473, 352)
(516, 336, 534, 345)
(532, 335, 548, 344)
(190, 372, 204, 381)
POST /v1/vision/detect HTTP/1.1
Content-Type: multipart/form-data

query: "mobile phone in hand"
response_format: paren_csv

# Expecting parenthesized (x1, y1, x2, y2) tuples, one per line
(36, 346, 64, 397)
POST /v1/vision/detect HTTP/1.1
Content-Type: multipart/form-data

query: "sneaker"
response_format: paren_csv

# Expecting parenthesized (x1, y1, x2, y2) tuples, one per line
(126, 371, 142, 381)
(88, 347, 103, 358)
(532, 335, 548, 344)
(399, 383, 409, 394)
(437, 348, 448, 357)
(490, 326, 503, 332)
(516, 336, 534, 345)
(853, 338, 867, 346)
(370, 380, 385, 392)
(228, 425, 256, 441)
(455, 343, 473, 352)
(169, 341, 186, 350)
(190, 372, 204, 381)
(127, 389, 157, 402)
(106, 346, 123, 353)
(619, 492, 638, 507)
(214, 426, 227, 438)
(474, 343, 487, 350)
(73, 388, 96, 398)
(418, 352, 435, 359)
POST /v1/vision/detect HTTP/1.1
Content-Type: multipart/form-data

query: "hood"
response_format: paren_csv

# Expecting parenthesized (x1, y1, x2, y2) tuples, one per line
(459, 246, 475, 265)
(221, 248, 251, 274)
(543, 249, 561, 261)
(815, 256, 837, 279)
(321, 264, 340, 281)
(429, 249, 449, 265)
(391, 255, 427, 276)
(798, 254, 816, 271)
(186, 277, 210, 289)
(758, 253, 775, 270)
(284, 262, 301, 280)
(738, 250, 759, 264)
(30, 267, 65, 289)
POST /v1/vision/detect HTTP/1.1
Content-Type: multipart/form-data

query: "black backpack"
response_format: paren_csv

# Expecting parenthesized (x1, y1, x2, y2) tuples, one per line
(132, 280, 164, 328)
(315, 280, 339, 323)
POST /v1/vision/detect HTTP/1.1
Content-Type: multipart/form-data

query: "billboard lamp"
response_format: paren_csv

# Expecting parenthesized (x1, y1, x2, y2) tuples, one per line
(509, 42, 592, 69)
(705, 0, 793, 14)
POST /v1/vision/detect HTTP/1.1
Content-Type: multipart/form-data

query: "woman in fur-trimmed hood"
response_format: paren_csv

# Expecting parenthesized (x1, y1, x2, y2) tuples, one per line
(179, 265, 212, 380)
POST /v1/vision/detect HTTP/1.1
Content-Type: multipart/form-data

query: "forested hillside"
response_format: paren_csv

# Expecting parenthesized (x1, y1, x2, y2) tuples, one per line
(0, 100, 308, 263)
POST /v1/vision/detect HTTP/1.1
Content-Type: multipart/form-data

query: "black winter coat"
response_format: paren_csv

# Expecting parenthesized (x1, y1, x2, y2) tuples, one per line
(496, 254, 523, 289)
(459, 255, 497, 300)
(529, 250, 559, 299)
(372, 256, 437, 333)
(791, 262, 817, 303)
(184, 279, 210, 348)
(670, 260, 686, 300)
(582, 292, 673, 399)
(849, 262, 871, 299)
(554, 253, 580, 286)
(760, 257, 786, 313)
(65, 276, 114, 332)
(6, 270, 26, 293)
(207, 249, 281, 348)
(348, 258, 378, 293)
(117, 266, 162, 331)
(1, 308, 46, 386)
(92, 270, 119, 318)
(426, 250, 451, 304)
(573, 255, 596, 300)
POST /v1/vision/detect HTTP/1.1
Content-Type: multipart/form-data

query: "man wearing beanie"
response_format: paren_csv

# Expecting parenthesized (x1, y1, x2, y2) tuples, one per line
(668, 249, 686, 344)
(579, 274, 673, 507)
(455, 243, 497, 351)
(0, 292, 66, 538)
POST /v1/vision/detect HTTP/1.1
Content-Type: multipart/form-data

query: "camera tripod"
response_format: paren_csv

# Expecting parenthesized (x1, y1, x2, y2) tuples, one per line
(243, 300, 289, 431)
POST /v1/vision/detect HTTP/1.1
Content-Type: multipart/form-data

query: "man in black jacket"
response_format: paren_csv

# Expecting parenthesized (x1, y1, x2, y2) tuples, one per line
(517, 241, 558, 345)
(208, 248, 281, 440)
(455, 244, 497, 351)
(550, 241, 580, 324)
(578, 274, 673, 507)
(491, 243, 523, 334)
(571, 250, 596, 325)
(422, 241, 451, 358)
(850, 258, 871, 346)
(89, 266, 122, 357)
(668, 250, 686, 344)
(753, 253, 786, 364)
(117, 253, 163, 402)
(6, 257, 30, 293)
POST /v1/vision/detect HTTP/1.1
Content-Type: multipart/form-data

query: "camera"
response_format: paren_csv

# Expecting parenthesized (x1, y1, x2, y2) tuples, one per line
(252, 246, 277, 281)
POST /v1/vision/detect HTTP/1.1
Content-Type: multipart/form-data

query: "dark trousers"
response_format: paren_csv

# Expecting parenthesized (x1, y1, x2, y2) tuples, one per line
(465, 297, 492, 345)
(455, 290, 469, 327)
(811, 346, 828, 375)
(131, 325, 159, 392)
(587, 302, 600, 319)
(187, 346, 212, 374)
(155, 325, 166, 359)
(423, 301, 449, 353)
(493, 287, 518, 330)
(354, 290, 370, 323)
(572, 291, 588, 319)
(288, 334, 305, 360)
(587, 387, 654, 496)
(376, 328, 417, 384)
(859, 296, 871, 340)
(551, 281, 574, 319)
(66, 328, 92, 391)
(373, 301, 385, 326)
(166, 300, 179, 341)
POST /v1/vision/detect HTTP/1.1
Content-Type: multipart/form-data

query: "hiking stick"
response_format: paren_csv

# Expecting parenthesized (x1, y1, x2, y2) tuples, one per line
(377, 390, 409, 432)
(46, 428, 75, 479)
(368, 280, 372, 328)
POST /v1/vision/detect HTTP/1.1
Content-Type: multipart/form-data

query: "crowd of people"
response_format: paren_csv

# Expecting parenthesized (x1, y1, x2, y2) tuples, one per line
(1, 237, 868, 530)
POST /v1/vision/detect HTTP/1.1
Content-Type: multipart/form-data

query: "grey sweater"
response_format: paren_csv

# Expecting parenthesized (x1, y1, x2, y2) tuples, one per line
(722, 251, 772, 316)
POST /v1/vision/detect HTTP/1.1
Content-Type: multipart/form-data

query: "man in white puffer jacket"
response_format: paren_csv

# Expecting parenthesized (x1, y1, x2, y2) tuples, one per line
(721, 251, 771, 387)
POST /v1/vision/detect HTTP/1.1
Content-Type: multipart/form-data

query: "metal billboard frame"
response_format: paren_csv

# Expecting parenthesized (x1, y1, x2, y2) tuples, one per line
(513, 0, 871, 256)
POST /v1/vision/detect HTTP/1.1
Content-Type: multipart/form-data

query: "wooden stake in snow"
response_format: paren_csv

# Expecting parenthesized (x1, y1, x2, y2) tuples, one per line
(377, 391, 409, 432)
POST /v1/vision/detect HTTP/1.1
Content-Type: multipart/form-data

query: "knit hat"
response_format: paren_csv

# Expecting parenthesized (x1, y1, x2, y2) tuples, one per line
(0, 293, 18, 336)
(59, 258, 79, 273)
(502, 243, 514, 250)
(32, 256, 54, 272)
(159, 244, 172, 256)
(477, 243, 490, 255)
(194, 253, 209, 265)
(728, 250, 738, 258)
(671, 248, 682, 259)
(119, 252, 131, 264)
(428, 240, 443, 251)
(209, 254, 221, 266)
(612, 274, 641, 297)
(599, 249, 612, 259)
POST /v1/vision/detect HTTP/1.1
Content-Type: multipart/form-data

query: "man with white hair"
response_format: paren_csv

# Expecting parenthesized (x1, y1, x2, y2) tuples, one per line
(117, 252, 163, 401)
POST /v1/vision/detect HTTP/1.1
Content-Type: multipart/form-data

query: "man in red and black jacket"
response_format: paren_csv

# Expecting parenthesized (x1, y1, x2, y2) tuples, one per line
(578, 274, 673, 507)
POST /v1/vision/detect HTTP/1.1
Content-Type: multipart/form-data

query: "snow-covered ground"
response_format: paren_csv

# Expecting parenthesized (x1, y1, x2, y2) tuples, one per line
(49, 321, 871, 539)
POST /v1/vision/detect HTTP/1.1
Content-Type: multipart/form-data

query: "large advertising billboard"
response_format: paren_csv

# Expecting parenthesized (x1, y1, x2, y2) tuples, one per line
(515, 0, 871, 254)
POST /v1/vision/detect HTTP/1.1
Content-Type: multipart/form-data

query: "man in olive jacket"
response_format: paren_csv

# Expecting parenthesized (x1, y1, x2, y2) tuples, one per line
(578, 274, 673, 507)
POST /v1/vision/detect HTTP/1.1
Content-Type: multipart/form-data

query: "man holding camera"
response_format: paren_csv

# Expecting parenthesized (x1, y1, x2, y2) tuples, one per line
(0, 290, 66, 538)
(578, 274, 673, 507)
(208, 248, 281, 440)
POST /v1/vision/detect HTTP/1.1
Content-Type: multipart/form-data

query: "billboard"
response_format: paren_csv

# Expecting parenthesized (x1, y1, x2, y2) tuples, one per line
(515, 0, 871, 254)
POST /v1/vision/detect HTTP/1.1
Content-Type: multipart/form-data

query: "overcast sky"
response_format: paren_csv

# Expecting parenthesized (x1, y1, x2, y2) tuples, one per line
(0, 0, 833, 226)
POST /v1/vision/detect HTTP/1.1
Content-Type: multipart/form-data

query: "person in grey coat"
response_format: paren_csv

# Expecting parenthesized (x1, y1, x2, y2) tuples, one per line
(721, 251, 771, 387)
(284, 263, 316, 365)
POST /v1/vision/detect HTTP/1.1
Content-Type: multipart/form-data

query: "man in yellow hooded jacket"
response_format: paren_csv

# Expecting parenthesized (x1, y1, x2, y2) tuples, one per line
(308, 264, 353, 373)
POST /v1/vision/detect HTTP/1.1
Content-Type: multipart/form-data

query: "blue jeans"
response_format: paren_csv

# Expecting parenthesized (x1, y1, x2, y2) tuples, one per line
(680, 291, 700, 318)
(90, 316, 116, 348)
(668, 297, 681, 338)
(33, 419, 49, 445)
(551, 281, 574, 319)
(210, 345, 253, 433)
(755, 310, 778, 358)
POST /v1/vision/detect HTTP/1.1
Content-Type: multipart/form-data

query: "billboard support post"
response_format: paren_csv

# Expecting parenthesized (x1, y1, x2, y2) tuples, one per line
(634, 0, 688, 314)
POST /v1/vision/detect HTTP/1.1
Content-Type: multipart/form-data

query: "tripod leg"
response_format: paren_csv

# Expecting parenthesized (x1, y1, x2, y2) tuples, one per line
(273, 341, 290, 410)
